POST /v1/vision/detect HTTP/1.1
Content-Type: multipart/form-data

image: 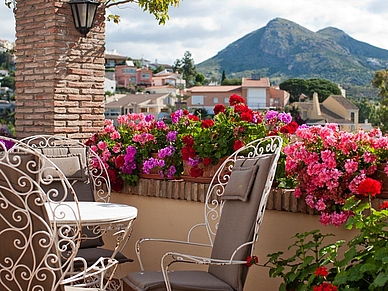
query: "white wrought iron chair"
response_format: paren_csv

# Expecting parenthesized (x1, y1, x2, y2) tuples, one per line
(0, 136, 100, 291)
(122, 136, 282, 291)
(20, 135, 133, 290)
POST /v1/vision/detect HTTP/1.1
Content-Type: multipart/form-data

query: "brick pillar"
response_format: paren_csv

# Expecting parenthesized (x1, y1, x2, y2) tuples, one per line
(14, 0, 105, 139)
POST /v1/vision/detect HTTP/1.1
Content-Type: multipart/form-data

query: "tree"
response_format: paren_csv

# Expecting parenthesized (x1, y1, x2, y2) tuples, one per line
(172, 59, 182, 74)
(174, 51, 197, 87)
(280, 78, 342, 103)
(372, 69, 388, 104)
(352, 99, 379, 125)
(372, 69, 388, 133)
(5, 0, 181, 25)
(279, 78, 308, 102)
(221, 70, 226, 84)
(152, 65, 165, 75)
(306, 78, 342, 103)
(1, 76, 15, 91)
(195, 73, 205, 85)
(221, 78, 242, 85)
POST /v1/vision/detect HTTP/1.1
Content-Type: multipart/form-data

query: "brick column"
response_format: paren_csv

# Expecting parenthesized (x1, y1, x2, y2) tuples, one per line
(14, 0, 105, 139)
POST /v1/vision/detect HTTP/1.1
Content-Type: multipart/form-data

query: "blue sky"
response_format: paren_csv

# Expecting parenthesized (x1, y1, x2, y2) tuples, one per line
(2, 0, 388, 65)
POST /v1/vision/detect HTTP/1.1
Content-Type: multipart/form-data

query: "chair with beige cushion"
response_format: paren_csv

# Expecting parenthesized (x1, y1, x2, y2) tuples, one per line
(20, 135, 133, 290)
(0, 136, 100, 291)
(123, 136, 282, 291)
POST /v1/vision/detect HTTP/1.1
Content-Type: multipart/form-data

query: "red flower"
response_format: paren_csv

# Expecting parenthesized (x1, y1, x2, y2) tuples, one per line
(182, 135, 195, 146)
(313, 283, 337, 291)
(190, 166, 203, 178)
(357, 178, 381, 197)
(315, 266, 328, 277)
(111, 176, 124, 192)
(188, 115, 200, 121)
(233, 140, 244, 151)
(380, 201, 388, 210)
(240, 110, 254, 122)
(246, 255, 259, 267)
(213, 104, 226, 115)
(106, 169, 124, 192)
(229, 94, 246, 106)
(183, 109, 189, 115)
(267, 129, 279, 136)
(181, 145, 196, 160)
(202, 157, 212, 166)
(201, 119, 214, 129)
(280, 121, 299, 134)
(234, 103, 249, 114)
(115, 154, 125, 168)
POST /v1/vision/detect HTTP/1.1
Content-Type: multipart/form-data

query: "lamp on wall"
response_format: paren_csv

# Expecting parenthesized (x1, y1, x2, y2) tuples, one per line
(69, 0, 100, 36)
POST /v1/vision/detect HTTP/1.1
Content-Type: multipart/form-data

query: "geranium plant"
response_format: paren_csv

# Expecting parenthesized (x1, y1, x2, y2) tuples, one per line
(180, 94, 298, 178)
(266, 195, 388, 291)
(265, 229, 342, 291)
(85, 113, 183, 189)
(284, 123, 388, 226)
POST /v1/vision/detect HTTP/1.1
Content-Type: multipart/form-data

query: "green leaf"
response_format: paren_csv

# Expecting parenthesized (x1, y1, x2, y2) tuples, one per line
(372, 272, 388, 287)
(347, 264, 364, 282)
(360, 263, 377, 273)
(333, 271, 348, 285)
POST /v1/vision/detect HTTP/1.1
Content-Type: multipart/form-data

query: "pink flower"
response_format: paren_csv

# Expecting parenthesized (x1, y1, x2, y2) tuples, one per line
(315, 199, 326, 211)
(319, 213, 331, 226)
(112, 143, 122, 153)
(331, 211, 352, 227)
(344, 159, 358, 174)
(363, 152, 377, 163)
(104, 124, 115, 133)
(293, 188, 302, 198)
(110, 130, 121, 140)
(97, 141, 107, 150)
(321, 150, 336, 169)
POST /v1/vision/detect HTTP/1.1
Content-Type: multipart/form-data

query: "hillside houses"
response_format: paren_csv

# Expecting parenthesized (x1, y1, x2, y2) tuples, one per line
(103, 52, 361, 132)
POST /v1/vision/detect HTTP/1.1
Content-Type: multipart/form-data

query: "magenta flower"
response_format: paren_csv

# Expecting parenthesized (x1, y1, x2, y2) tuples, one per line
(171, 110, 183, 123)
(277, 112, 292, 124)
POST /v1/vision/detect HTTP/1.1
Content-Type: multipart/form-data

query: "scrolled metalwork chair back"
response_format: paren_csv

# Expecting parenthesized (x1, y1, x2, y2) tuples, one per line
(0, 137, 82, 291)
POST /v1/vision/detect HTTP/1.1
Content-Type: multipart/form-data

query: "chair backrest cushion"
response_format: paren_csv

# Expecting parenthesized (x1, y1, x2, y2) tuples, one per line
(208, 154, 274, 291)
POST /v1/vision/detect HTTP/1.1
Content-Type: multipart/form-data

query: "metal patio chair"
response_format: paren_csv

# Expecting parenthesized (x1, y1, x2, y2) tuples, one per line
(0, 136, 101, 291)
(20, 135, 133, 290)
(122, 136, 282, 291)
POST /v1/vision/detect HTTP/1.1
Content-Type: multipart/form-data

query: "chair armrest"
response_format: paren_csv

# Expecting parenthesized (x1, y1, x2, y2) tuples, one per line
(136, 237, 212, 271)
(62, 257, 118, 288)
(162, 251, 248, 268)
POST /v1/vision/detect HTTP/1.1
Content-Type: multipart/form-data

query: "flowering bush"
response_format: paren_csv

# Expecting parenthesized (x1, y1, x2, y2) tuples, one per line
(180, 94, 298, 179)
(266, 196, 388, 291)
(85, 113, 182, 189)
(265, 230, 342, 291)
(284, 124, 388, 226)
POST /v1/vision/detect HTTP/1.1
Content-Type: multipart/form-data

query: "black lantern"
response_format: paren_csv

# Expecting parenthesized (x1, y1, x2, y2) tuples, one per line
(69, 0, 100, 36)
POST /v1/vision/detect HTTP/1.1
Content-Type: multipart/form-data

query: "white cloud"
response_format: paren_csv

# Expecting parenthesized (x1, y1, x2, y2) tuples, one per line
(2, 0, 388, 65)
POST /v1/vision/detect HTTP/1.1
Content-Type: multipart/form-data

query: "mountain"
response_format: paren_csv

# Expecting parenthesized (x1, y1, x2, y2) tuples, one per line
(197, 18, 388, 86)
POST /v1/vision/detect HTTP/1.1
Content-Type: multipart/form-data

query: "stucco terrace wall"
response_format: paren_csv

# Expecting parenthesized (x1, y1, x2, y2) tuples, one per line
(103, 179, 370, 291)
